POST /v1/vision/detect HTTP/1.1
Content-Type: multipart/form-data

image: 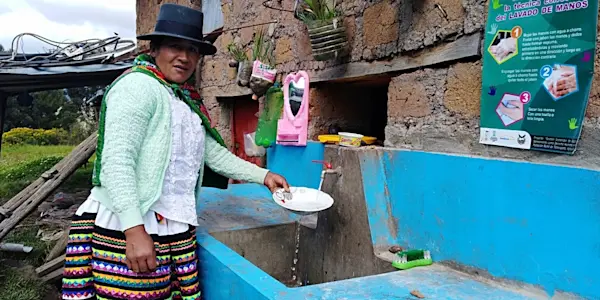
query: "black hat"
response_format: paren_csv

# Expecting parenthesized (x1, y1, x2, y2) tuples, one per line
(137, 4, 217, 55)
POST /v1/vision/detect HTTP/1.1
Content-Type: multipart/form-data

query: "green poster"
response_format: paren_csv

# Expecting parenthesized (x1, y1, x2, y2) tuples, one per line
(480, 0, 599, 154)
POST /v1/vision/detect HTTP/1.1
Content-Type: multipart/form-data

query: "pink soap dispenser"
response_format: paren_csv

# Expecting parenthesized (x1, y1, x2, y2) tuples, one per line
(277, 71, 309, 146)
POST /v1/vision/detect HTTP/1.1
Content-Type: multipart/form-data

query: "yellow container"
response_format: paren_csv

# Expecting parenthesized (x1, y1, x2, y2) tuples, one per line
(338, 132, 363, 147)
(317, 134, 377, 145)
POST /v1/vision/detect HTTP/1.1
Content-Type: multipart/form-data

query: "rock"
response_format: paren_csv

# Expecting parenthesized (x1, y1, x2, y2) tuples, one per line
(389, 245, 404, 254)
(411, 289, 425, 299)
(37, 202, 52, 214)
(52, 192, 75, 209)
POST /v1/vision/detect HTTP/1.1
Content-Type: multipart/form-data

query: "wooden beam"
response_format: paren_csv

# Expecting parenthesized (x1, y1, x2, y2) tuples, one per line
(203, 84, 253, 98)
(36, 254, 66, 277)
(0, 133, 92, 222)
(45, 230, 68, 262)
(309, 32, 482, 83)
(40, 267, 64, 282)
(0, 134, 97, 240)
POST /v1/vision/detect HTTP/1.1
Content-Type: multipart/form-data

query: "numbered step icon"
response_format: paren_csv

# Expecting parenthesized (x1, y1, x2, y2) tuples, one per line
(511, 26, 523, 39)
(540, 65, 553, 79)
(520, 91, 531, 104)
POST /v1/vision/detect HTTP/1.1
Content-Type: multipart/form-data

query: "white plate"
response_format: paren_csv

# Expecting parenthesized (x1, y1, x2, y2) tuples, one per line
(272, 187, 334, 213)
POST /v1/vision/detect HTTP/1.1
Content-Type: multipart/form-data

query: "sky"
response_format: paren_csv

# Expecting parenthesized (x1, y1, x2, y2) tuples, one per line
(0, 0, 136, 53)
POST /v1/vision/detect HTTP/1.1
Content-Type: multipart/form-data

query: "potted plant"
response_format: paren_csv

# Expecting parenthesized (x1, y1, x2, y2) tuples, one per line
(296, 0, 348, 61)
(249, 28, 277, 100)
(227, 42, 252, 87)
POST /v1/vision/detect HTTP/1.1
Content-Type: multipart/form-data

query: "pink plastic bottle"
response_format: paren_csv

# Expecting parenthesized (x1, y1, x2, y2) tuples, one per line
(277, 71, 309, 146)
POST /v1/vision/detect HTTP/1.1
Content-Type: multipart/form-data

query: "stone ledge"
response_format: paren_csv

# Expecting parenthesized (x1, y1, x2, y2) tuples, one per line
(309, 32, 482, 83)
(202, 84, 253, 98)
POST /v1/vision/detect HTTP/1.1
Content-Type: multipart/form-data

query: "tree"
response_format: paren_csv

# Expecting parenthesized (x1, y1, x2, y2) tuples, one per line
(2, 86, 102, 132)
(4, 90, 66, 130)
(0, 44, 4, 52)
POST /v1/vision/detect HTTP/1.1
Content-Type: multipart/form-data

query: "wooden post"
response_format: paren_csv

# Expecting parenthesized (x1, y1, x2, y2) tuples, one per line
(0, 93, 7, 155)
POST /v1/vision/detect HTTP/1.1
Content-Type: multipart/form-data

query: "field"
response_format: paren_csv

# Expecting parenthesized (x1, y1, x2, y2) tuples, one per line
(0, 144, 93, 300)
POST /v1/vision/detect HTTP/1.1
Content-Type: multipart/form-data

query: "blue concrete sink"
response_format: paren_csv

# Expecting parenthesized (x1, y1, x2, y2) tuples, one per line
(193, 144, 598, 299)
(195, 185, 556, 300)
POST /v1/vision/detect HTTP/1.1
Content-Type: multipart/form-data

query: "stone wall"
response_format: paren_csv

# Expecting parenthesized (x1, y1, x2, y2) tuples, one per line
(136, 0, 600, 168)
(383, 5, 600, 169)
(198, 0, 486, 85)
(193, 0, 488, 146)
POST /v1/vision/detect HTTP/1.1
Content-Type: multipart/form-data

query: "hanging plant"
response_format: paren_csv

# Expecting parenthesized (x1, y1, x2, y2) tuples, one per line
(226, 42, 248, 67)
(249, 28, 277, 100)
(227, 42, 252, 87)
(251, 28, 275, 66)
(296, 0, 348, 61)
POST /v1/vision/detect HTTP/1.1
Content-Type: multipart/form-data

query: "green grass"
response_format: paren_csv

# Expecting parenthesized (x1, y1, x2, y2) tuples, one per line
(0, 267, 51, 300)
(2, 223, 52, 265)
(0, 145, 74, 169)
(0, 144, 94, 202)
(0, 144, 94, 300)
(0, 219, 56, 300)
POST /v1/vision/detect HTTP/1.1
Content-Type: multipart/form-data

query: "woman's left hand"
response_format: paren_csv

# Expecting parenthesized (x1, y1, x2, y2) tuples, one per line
(264, 172, 291, 193)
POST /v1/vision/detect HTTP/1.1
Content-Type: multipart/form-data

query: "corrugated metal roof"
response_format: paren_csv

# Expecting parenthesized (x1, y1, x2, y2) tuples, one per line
(0, 61, 132, 94)
(203, 0, 224, 34)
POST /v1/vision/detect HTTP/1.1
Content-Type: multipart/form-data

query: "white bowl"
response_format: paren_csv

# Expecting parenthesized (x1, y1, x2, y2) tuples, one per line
(338, 132, 363, 147)
(272, 187, 334, 213)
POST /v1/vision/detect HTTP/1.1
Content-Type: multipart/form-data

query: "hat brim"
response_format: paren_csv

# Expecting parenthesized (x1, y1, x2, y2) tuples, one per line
(137, 32, 217, 55)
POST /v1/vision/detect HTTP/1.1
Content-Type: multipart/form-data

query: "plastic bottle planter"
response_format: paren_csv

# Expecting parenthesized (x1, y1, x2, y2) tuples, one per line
(249, 60, 277, 100)
(236, 60, 252, 87)
(306, 17, 348, 61)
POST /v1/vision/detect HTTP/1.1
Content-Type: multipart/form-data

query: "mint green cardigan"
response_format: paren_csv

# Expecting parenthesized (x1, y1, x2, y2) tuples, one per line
(89, 72, 269, 230)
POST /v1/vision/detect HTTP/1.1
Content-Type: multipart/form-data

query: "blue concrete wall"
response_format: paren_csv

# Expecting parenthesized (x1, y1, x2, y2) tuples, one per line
(360, 149, 600, 299)
(198, 184, 302, 232)
(197, 233, 286, 299)
(198, 234, 530, 300)
(266, 142, 324, 189)
(197, 232, 536, 300)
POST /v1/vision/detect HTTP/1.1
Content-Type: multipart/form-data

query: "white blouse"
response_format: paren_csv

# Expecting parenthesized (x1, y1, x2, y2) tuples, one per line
(76, 88, 206, 236)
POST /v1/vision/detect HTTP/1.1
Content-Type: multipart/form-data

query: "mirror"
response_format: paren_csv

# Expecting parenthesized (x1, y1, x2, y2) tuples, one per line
(288, 77, 305, 116)
(278, 71, 310, 146)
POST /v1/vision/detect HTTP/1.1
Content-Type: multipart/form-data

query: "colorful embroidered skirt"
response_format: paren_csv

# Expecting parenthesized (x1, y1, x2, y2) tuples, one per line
(61, 213, 200, 300)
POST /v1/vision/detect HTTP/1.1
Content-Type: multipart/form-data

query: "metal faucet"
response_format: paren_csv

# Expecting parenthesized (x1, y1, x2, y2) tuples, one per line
(313, 160, 341, 191)
(298, 160, 341, 230)
(323, 167, 342, 175)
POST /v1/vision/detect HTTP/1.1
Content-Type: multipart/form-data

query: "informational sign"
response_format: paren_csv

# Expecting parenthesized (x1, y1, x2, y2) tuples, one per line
(480, 0, 599, 154)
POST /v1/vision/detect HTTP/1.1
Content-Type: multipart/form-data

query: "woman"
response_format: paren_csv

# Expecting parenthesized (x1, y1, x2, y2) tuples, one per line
(61, 4, 289, 300)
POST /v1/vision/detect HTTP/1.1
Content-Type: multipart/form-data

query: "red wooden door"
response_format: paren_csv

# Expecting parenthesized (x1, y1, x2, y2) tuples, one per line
(231, 96, 264, 183)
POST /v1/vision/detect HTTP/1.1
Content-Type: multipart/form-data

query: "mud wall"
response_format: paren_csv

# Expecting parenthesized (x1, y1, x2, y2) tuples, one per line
(384, 47, 600, 170)
(195, 0, 487, 147)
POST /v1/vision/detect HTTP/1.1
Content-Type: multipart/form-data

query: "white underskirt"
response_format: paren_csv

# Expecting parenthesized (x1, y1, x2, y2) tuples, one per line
(75, 196, 190, 236)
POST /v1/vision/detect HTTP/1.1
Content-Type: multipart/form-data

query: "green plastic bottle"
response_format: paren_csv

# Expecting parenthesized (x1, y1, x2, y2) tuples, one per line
(255, 82, 284, 147)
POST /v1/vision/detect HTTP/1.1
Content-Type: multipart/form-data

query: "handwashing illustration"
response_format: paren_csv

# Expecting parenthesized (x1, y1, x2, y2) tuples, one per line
(495, 94, 524, 126)
(489, 29, 518, 63)
(543, 64, 578, 100)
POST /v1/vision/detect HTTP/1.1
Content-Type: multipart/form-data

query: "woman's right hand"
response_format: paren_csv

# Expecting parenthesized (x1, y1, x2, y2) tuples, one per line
(124, 225, 157, 273)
